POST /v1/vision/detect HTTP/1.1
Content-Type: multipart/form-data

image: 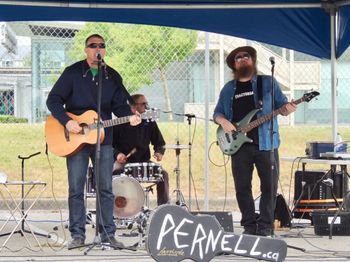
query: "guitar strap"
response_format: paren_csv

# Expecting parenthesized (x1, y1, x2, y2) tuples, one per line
(257, 75, 263, 109)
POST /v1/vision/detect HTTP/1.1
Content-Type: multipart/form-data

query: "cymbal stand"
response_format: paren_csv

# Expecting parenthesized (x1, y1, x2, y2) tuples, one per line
(174, 140, 186, 207)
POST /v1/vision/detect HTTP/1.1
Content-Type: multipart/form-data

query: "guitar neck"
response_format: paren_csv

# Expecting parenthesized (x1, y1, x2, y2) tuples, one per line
(88, 115, 131, 130)
(102, 116, 131, 128)
(240, 96, 305, 133)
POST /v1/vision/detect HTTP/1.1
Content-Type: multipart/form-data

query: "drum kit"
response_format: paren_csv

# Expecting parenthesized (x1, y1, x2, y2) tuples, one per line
(85, 142, 190, 247)
(86, 162, 163, 237)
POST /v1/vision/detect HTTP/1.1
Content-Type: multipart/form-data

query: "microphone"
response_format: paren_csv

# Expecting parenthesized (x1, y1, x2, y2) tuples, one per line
(184, 113, 196, 118)
(96, 51, 102, 61)
(269, 56, 275, 66)
(174, 112, 195, 118)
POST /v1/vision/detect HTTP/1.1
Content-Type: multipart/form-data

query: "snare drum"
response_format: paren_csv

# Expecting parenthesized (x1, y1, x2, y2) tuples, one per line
(124, 162, 163, 182)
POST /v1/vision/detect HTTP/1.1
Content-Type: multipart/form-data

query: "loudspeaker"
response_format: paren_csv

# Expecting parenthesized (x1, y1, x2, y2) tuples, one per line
(312, 210, 350, 236)
(191, 211, 233, 232)
(293, 170, 344, 219)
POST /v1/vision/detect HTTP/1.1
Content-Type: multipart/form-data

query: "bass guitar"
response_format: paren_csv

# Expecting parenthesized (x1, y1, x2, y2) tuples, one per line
(45, 109, 159, 157)
(216, 91, 319, 155)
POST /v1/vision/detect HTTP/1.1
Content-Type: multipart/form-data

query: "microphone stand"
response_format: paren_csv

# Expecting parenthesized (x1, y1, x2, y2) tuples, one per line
(173, 112, 212, 210)
(173, 113, 195, 210)
(83, 55, 104, 254)
(186, 114, 194, 211)
(269, 61, 276, 237)
(270, 62, 305, 253)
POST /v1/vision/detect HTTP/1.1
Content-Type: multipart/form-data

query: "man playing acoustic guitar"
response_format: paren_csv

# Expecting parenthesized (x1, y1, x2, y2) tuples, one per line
(46, 34, 141, 249)
(213, 46, 296, 237)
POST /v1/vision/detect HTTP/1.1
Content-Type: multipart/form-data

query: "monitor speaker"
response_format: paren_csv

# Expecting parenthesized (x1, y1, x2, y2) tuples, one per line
(191, 211, 233, 232)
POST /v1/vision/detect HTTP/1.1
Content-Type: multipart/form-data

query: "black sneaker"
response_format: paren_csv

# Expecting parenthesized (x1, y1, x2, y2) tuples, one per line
(101, 236, 125, 249)
(242, 227, 256, 235)
(67, 238, 84, 250)
(256, 228, 273, 237)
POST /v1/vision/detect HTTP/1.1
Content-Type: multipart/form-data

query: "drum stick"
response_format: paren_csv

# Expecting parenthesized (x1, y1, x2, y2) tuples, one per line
(113, 148, 137, 172)
(126, 148, 137, 158)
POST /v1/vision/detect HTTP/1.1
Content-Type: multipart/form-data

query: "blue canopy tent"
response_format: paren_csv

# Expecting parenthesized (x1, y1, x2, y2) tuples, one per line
(0, 1, 349, 133)
(0, 0, 349, 207)
(0, 0, 348, 59)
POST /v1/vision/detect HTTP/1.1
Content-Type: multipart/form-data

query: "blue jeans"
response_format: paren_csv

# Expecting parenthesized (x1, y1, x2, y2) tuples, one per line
(67, 144, 115, 240)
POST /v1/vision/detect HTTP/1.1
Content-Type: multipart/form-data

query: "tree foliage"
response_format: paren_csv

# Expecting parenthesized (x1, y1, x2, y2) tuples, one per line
(68, 22, 198, 93)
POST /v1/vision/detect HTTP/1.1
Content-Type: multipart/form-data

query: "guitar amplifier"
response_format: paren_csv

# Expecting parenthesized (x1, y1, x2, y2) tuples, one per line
(191, 211, 233, 232)
(305, 142, 334, 158)
(293, 170, 344, 219)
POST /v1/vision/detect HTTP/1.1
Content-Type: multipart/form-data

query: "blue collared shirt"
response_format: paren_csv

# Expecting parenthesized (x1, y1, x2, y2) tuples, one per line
(213, 74, 288, 151)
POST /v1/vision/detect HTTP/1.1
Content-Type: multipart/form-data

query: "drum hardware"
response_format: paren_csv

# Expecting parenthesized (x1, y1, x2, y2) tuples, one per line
(172, 112, 202, 211)
(130, 208, 152, 248)
(144, 183, 157, 209)
(164, 141, 188, 207)
(85, 165, 96, 228)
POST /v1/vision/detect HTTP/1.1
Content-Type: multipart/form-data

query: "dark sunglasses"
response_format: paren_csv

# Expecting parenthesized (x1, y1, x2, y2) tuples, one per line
(86, 43, 106, 49)
(136, 102, 149, 106)
(234, 52, 251, 62)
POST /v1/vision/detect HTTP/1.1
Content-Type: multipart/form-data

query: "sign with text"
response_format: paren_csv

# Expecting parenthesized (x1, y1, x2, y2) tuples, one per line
(146, 205, 287, 262)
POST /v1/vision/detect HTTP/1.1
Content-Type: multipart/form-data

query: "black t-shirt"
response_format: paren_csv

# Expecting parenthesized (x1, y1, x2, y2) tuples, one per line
(112, 120, 165, 163)
(232, 80, 259, 145)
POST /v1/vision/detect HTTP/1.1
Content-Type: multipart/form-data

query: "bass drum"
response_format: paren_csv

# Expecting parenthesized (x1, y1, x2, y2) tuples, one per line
(112, 175, 145, 219)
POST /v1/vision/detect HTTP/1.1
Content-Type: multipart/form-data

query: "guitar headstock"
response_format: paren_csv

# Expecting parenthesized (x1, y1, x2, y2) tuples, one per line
(303, 91, 320, 102)
(141, 108, 160, 122)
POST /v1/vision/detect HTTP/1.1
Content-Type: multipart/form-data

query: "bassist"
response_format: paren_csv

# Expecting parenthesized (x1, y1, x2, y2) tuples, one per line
(213, 46, 296, 237)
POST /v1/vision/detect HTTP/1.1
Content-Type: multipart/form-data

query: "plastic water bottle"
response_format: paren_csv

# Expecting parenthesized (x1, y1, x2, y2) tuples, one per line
(334, 133, 343, 152)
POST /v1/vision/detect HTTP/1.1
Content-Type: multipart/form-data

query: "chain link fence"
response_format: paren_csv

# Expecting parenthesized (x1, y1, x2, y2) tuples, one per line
(0, 21, 349, 212)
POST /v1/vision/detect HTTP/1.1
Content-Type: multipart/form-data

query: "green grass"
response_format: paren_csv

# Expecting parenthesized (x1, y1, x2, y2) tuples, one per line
(1, 122, 349, 209)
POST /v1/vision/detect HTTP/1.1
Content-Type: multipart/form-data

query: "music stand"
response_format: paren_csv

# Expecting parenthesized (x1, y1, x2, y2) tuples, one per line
(0, 152, 50, 240)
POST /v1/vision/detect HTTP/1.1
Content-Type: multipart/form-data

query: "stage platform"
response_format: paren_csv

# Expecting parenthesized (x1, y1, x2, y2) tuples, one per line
(0, 209, 350, 262)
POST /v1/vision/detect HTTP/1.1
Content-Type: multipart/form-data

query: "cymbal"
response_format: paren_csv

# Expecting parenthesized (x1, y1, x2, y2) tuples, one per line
(163, 144, 190, 150)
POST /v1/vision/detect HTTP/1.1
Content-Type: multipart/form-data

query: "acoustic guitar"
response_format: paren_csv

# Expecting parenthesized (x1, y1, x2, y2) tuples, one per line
(45, 109, 159, 157)
(216, 91, 319, 155)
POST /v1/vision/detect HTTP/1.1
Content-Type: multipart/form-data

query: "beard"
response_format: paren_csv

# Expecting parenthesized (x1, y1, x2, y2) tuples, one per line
(234, 64, 255, 80)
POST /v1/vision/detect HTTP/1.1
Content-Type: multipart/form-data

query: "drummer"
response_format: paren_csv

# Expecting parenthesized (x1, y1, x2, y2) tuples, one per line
(112, 94, 170, 205)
